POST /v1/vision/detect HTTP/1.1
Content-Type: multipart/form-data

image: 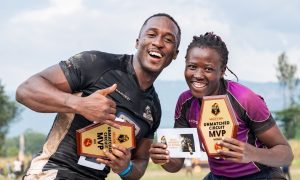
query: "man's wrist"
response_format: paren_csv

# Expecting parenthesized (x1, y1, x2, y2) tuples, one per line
(118, 161, 133, 177)
(66, 94, 81, 113)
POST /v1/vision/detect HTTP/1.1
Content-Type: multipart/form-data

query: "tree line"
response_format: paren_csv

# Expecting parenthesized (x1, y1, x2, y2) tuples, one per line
(275, 52, 300, 139)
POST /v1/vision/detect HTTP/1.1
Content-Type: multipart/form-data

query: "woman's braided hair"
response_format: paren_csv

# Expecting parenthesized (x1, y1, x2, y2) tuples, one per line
(185, 32, 238, 81)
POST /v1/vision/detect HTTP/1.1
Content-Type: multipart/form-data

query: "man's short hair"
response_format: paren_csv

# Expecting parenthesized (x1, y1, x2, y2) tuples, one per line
(139, 13, 181, 49)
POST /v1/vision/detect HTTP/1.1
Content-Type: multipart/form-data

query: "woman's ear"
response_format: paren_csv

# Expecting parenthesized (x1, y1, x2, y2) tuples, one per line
(221, 66, 226, 77)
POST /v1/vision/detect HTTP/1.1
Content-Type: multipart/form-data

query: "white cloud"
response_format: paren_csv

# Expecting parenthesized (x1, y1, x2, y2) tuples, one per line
(1, 0, 300, 91)
(11, 0, 83, 23)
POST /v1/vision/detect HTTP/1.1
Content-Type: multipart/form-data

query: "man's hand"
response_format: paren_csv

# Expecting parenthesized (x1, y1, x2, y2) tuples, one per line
(149, 143, 170, 165)
(96, 144, 131, 174)
(76, 84, 120, 128)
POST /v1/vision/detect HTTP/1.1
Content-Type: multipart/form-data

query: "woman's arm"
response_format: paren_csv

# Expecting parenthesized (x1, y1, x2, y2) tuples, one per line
(218, 124, 293, 167)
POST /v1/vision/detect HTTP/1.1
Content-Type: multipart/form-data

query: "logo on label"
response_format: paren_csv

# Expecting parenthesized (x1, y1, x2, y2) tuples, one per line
(118, 134, 129, 143)
(143, 105, 153, 121)
(211, 103, 220, 116)
(84, 138, 93, 147)
(214, 143, 223, 151)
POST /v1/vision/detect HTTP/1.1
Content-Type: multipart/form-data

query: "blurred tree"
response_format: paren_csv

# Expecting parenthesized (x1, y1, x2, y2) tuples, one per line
(0, 80, 21, 155)
(275, 52, 300, 139)
(275, 105, 300, 139)
(275, 52, 299, 107)
(3, 129, 46, 157)
(24, 129, 46, 155)
(3, 136, 19, 157)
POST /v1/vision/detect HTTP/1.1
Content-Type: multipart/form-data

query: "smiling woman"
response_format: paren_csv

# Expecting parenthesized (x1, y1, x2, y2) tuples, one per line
(149, 32, 294, 179)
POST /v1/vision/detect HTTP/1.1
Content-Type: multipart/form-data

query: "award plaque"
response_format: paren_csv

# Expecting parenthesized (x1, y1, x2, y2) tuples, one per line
(76, 121, 135, 158)
(197, 95, 238, 157)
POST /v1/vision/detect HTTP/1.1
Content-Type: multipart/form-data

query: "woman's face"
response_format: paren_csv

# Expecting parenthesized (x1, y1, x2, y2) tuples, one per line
(185, 47, 225, 98)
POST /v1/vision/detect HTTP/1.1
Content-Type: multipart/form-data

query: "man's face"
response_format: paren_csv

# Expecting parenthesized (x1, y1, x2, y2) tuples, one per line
(135, 16, 179, 74)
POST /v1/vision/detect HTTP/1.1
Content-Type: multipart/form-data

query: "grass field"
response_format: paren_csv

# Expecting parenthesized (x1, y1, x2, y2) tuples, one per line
(107, 164, 300, 180)
(0, 161, 299, 180)
(107, 167, 209, 180)
(1, 139, 300, 179)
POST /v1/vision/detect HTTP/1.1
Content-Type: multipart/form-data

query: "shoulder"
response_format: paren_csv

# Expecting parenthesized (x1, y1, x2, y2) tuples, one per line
(61, 51, 132, 73)
(226, 80, 270, 121)
(226, 80, 258, 100)
(69, 51, 130, 64)
(176, 90, 194, 105)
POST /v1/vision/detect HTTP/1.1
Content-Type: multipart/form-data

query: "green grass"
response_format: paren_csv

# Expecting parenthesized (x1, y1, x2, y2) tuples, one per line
(107, 164, 300, 180)
(107, 167, 208, 180)
(2, 139, 300, 180)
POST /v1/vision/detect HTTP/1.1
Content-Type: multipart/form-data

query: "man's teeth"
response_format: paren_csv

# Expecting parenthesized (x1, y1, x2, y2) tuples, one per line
(193, 82, 206, 88)
(149, 51, 162, 58)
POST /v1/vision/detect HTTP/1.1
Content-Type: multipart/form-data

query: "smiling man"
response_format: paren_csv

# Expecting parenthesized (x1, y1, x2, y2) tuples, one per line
(16, 13, 181, 180)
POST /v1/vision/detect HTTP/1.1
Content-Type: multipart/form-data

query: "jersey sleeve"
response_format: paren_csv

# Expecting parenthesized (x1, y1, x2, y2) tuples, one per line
(174, 93, 190, 128)
(246, 95, 276, 135)
(59, 51, 104, 93)
(228, 81, 276, 135)
(239, 92, 276, 134)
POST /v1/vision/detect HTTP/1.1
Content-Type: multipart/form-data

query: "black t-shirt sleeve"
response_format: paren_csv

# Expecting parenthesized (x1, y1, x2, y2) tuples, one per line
(59, 51, 105, 93)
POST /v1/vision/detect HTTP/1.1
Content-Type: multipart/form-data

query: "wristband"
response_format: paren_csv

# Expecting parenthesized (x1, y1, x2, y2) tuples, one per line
(118, 161, 133, 177)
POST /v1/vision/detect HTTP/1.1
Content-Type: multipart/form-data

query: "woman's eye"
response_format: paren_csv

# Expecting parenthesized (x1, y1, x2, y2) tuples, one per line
(187, 65, 196, 70)
(204, 67, 214, 72)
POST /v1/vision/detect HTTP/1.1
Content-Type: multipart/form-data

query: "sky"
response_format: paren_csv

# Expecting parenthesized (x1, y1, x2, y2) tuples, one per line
(1, 0, 300, 93)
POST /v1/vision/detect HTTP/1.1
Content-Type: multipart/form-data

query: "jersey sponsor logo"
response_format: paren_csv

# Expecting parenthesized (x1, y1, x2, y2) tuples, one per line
(118, 113, 140, 135)
(115, 88, 131, 101)
(143, 105, 153, 122)
(211, 103, 220, 116)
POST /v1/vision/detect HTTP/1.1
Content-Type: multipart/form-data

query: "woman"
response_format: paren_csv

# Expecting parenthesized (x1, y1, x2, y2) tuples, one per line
(149, 32, 293, 179)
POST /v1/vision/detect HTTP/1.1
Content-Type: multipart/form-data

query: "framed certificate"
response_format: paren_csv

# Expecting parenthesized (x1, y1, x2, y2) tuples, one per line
(157, 128, 207, 159)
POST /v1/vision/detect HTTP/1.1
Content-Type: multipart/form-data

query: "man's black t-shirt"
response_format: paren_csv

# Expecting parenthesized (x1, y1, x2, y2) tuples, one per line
(24, 51, 161, 179)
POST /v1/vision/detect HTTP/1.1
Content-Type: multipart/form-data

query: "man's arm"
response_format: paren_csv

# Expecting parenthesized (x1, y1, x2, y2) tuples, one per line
(16, 64, 118, 125)
(124, 138, 152, 179)
(97, 138, 153, 179)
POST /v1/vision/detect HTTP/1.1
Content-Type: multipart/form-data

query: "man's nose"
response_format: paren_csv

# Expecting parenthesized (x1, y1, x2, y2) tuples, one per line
(152, 36, 164, 48)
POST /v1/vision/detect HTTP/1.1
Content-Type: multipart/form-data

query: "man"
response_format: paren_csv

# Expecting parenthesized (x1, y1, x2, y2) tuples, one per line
(16, 13, 181, 179)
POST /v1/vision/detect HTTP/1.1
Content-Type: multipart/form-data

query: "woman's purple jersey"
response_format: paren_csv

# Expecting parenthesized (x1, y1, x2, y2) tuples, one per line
(174, 80, 278, 177)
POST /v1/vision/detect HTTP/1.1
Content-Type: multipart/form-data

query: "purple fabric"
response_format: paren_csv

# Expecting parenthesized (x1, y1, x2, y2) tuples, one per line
(174, 80, 274, 177)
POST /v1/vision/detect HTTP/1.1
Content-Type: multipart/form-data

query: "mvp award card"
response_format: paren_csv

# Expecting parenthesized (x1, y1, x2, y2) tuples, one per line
(76, 121, 135, 158)
(198, 95, 238, 157)
(157, 128, 207, 159)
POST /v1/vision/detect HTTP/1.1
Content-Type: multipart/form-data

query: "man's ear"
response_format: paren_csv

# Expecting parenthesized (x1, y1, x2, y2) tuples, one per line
(172, 50, 179, 60)
(135, 39, 139, 49)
